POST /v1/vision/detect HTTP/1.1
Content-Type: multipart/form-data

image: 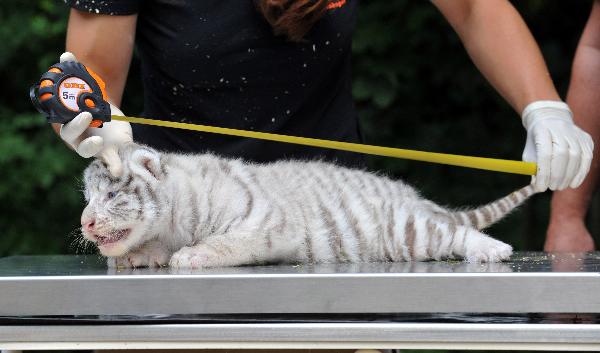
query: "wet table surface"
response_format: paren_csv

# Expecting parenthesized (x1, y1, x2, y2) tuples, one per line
(0, 252, 599, 317)
(1, 251, 600, 276)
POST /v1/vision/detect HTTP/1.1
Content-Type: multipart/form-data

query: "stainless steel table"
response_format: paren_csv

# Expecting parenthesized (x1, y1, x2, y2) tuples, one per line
(1, 252, 599, 350)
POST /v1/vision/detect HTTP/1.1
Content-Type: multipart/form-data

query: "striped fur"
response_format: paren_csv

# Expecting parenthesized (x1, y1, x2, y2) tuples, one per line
(80, 143, 537, 268)
(452, 185, 536, 230)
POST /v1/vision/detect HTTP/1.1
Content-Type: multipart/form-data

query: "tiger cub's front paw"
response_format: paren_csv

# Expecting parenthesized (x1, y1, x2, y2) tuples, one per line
(107, 242, 171, 268)
(169, 245, 222, 269)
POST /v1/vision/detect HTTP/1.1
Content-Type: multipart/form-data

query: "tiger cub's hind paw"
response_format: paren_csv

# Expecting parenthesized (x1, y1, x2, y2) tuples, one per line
(464, 236, 513, 263)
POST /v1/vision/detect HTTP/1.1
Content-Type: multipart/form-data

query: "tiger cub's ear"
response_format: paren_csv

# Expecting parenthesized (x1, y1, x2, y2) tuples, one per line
(129, 148, 163, 184)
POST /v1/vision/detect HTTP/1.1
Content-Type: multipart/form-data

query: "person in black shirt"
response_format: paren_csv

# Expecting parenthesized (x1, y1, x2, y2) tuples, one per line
(55, 0, 592, 194)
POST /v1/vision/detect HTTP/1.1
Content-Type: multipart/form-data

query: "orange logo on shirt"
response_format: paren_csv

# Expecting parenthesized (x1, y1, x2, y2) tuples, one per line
(327, 0, 346, 10)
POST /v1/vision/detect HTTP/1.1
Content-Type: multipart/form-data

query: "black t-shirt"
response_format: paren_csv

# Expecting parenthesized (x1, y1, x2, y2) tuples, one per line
(66, 0, 363, 166)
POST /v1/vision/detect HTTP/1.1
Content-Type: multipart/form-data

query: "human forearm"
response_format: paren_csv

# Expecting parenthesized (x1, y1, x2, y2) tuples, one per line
(65, 9, 137, 107)
(432, 0, 593, 193)
(550, 70, 600, 219)
(432, 0, 560, 112)
(550, 1, 600, 219)
(52, 10, 136, 139)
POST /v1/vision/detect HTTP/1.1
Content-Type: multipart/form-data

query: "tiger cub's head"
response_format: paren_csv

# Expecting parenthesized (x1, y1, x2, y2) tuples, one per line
(81, 144, 166, 257)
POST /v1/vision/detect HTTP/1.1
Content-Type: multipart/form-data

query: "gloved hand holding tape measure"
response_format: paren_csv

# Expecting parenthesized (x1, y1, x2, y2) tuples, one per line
(31, 52, 132, 177)
(521, 101, 593, 192)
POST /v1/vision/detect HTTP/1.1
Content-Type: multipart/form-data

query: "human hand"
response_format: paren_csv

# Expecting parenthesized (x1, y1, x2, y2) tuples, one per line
(545, 216, 594, 252)
(522, 101, 593, 192)
(57, 52, 132, 177)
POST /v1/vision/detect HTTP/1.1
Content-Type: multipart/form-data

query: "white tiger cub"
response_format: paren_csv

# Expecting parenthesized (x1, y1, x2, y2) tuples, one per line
(80, 143, 536, 268)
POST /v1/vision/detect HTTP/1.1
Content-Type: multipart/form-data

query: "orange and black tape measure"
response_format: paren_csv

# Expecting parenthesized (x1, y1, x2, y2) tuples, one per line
(30, 61, 111, 127)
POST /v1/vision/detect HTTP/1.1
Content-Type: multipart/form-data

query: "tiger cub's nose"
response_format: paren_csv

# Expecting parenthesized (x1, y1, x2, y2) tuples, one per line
(81, 216, 96, 232)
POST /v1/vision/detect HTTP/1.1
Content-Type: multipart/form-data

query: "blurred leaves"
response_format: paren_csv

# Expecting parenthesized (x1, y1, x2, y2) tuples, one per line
(0, 109, 87, 255)
(0, 0, 85, 256)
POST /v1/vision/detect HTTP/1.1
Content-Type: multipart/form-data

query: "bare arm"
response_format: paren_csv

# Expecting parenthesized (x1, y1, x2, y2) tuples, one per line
(51, 9, 137, 135)
(546, 0, 600, 252)
(431, 0, 561, 113)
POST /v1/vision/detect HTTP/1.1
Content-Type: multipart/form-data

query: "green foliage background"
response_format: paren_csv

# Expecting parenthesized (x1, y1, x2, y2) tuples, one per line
(0, 0, 597, 257)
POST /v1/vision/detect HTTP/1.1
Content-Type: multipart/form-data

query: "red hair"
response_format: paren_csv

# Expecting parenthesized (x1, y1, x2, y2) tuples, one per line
(256, 0, 330, 42)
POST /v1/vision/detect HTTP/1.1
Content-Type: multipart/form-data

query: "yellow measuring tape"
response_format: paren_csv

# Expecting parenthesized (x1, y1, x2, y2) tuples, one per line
(113, 115, 537, 176)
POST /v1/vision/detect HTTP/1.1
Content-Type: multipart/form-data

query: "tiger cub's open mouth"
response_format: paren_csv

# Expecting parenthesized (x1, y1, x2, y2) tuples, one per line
(94, 229, 131, 246)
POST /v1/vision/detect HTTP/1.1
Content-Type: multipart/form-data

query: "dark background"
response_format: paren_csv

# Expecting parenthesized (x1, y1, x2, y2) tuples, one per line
(0, 0, 597, 257)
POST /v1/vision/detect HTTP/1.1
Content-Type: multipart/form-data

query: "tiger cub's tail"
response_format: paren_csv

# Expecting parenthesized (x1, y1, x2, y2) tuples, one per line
(451, 184, 537, 230)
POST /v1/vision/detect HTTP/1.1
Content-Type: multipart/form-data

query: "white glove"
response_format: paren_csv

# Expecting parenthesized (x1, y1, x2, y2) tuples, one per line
(58, 52, 133, 177)
(522, 100, 593, 192)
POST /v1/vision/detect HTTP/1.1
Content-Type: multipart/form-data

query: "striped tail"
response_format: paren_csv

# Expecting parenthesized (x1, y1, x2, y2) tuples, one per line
(452, 184, 537, 230)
